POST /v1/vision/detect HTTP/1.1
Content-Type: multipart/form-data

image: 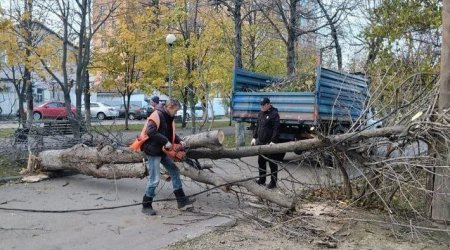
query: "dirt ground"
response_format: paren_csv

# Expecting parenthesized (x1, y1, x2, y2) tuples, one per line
(164, 202, 450, 250)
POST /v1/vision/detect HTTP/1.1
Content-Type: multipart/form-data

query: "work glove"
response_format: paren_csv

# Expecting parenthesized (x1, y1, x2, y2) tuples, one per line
(250, 138, 256, 146)
(164, 141, 172, 149)
(180, 140, 186, 148)
(269, 142, 275, 145)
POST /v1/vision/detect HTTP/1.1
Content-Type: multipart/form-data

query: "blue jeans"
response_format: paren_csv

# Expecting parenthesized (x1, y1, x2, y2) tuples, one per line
(145, 155, 182, 198)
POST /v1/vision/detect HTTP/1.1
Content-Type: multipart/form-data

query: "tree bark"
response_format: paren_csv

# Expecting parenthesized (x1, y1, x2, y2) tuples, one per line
(188, 126, 406, 160)
(432, 0, 450, 222)
(183, 130, 224, 149)
(30, 130, 295, 208)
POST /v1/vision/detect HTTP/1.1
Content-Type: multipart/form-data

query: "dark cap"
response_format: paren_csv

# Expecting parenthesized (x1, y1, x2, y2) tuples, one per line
(259, 97, 270, 106)
(151, 96, 159, 104)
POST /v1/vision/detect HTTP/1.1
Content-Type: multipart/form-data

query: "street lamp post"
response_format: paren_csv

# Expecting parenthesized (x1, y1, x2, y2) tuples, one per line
(166, 34, 176, 99)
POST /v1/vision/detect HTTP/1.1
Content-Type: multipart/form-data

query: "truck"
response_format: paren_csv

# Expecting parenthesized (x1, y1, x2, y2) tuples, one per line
(231, 66, 373, 142)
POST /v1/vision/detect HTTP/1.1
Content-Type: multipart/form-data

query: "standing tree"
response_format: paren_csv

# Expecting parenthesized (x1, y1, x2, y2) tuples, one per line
(74, 0, 119, 129)
(257, 0, 327, 76)
(0, 0, 49, 127)
(433, 0, 450, 222)
(209, 0, 244, 69)
(92, 0, 148, 130)
(315, 0, 354, 71)
(36, 0, 81, 136)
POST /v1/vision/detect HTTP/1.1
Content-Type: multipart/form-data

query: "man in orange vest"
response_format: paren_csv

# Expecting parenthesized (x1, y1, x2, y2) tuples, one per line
(141, 99, 195, 216)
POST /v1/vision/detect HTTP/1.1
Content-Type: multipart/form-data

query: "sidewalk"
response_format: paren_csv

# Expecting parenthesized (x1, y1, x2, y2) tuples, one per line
(0, 165, 240, 250)
(0, 153, 355, 249)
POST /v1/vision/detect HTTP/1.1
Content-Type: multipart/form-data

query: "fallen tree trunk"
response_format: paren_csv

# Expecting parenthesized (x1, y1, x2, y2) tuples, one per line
(176, 163, 294, 208)
(187, 125, 406, 159)
(28, 126, 407, 209)
(182, 129, 225, 149)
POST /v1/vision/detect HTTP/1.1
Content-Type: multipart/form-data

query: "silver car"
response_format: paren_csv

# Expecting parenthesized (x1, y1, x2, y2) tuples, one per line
(83, 102, 119, 120)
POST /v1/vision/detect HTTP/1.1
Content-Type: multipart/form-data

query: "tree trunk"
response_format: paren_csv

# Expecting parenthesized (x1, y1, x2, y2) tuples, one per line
(183, 130, 224, 149)
(233, 0, 243, 69)
(189, 126, 406, 160)
(24, 0, 33, 129)
(432, 1, 450, 222)
(286, 0, 297, 76)
(29, 130, 294, 209)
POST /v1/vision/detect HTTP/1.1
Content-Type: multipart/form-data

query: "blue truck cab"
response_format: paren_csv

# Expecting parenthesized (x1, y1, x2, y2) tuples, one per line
(231, 67, 370, 142)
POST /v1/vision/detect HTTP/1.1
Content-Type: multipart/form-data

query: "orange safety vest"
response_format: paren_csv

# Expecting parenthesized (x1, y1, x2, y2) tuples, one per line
(129, 110, 176, 151)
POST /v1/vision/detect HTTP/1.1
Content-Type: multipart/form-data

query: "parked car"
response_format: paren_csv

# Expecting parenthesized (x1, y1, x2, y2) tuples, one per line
(83, 102, 119, 120)
(176, 106, 203, 120)
(116, 104, 148, 120)
(29, 100, 76, 120)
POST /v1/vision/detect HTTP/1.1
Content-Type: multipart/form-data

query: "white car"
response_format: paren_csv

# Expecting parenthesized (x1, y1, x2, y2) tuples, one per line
(82, 102, 119, 120)
(176, 106, 203, 120)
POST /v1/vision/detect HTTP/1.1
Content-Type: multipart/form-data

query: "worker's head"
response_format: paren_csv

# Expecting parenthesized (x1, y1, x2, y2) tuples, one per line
(165, 99, 181, 117)
(259, 97, 271, 111)
(150, 96, 159, 107)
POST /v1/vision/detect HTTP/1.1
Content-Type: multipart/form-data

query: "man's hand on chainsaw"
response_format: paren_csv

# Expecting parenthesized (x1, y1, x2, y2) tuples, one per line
(164, 141, 172, 149)
(180, 140, 186, 148)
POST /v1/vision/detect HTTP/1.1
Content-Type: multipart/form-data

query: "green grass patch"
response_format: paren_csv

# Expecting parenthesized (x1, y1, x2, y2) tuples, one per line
(0, 156, 23, 177)
(222, 133, 253, 148)
(0, 128, 15, 138)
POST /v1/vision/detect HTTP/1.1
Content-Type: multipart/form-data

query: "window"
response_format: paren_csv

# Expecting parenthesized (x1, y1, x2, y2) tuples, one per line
(47, 102, 59, 108)
(91, 103, 99, 107)
(36, 88, 43, 102)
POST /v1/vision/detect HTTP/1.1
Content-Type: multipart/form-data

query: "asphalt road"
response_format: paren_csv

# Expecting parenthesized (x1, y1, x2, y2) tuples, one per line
(0, 154, 357, 250)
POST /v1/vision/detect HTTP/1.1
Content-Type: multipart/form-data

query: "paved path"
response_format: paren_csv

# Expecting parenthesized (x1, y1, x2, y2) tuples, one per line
(0, 167, 239, 250)
(0, 153, 357, 249)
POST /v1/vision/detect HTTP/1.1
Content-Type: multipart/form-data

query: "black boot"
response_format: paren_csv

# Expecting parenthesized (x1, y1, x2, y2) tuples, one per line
(267, 181, 277, 189)
(173, 188, 196, 209)
(142, 195, 156, 216)
(267, 161, 278, 189)
(255, 179, 265, 186)
(267, 175, 277, 189)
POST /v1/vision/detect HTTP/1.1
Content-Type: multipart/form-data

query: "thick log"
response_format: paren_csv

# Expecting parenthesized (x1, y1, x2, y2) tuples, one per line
(38, 130, 226, 167)
(187, 126, 407, 159)
(30, 126, 406, 209)
(177, 163, 295, 209)
(183, 129, 224, 149)
(34, 158, 294, 209)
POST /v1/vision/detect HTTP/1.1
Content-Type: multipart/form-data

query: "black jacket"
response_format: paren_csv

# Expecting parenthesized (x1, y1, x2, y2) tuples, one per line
(253, 106, 280, 145)
(142, 106, 181, 156)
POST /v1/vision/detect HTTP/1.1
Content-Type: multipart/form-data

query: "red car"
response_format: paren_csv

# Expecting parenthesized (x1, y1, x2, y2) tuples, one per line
(31, 101, 77, 120)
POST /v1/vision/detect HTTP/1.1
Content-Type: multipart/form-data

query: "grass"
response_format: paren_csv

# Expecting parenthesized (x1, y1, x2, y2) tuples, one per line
(0, 128, 15, 138)
(0, 156, 23, 177)
(0, 119, 237, 139)
(222, 133, 253, 148)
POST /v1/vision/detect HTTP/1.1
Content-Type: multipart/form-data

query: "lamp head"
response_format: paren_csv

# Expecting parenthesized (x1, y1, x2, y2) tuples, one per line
(166, 34, 176, 45)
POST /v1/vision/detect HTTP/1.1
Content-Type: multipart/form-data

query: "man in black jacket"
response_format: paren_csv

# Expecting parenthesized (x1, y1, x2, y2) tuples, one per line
(141, 99, 195, 215)
(250, 97, 282, 189)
